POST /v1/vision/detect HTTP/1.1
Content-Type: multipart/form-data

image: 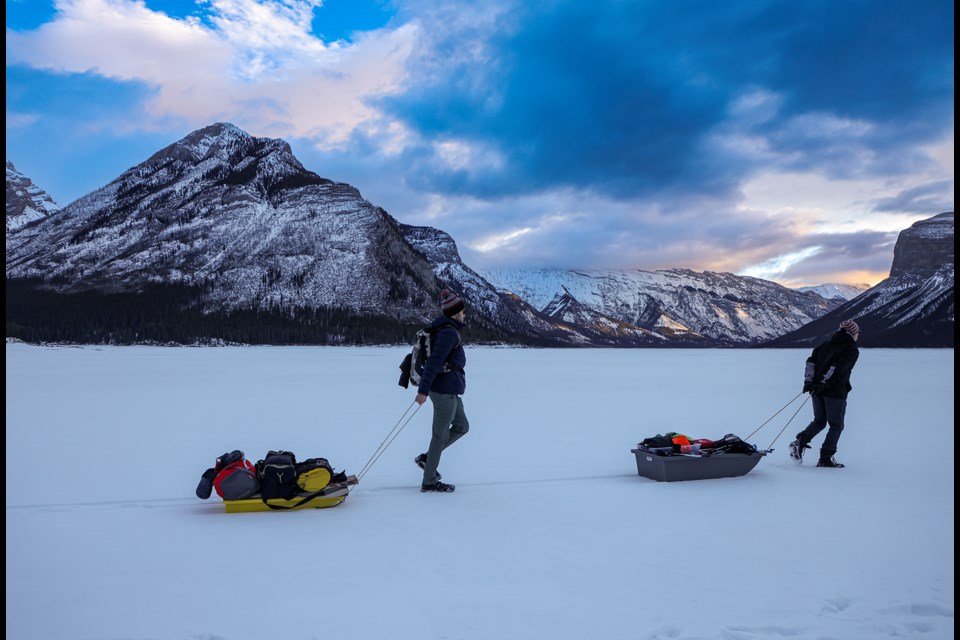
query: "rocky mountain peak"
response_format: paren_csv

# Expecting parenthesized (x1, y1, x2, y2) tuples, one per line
(156, 122, 293, 163)
(6, 161, 61, 232)
(890, 212, 954, 278)
(398, 223, 463, 265)
(126, 121, 316, 197)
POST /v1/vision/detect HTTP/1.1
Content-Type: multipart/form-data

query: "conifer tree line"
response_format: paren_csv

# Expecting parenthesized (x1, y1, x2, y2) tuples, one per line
(5, 278, 513, 346)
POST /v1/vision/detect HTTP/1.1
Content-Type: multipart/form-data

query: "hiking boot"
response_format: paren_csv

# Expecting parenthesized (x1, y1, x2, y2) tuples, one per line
(817, 456, 845, 468)
(788, 439, 811, 464)
(421, 481, 455, 493)
(415, 453, 441, 480)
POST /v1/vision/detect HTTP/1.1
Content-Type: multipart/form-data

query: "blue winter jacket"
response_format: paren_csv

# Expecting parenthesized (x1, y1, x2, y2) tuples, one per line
(416, 316, 466, 396)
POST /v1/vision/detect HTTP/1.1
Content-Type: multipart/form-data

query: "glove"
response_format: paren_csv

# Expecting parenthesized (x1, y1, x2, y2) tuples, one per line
(195, 468, 216, 500)
(802, 381, 813, 393)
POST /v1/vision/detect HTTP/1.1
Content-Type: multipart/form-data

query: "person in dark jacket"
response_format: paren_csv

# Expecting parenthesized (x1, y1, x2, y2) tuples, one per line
(413, 289, 469, 493)
(790, 319, 861, 468)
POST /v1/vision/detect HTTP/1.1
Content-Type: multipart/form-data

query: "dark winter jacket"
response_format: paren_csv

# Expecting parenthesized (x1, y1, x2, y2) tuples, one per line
(804, 331, 860, 399)
(416, 316, 466, 396)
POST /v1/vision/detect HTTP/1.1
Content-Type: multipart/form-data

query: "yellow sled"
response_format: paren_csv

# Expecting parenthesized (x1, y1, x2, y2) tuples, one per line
(223, 478, 356, 513)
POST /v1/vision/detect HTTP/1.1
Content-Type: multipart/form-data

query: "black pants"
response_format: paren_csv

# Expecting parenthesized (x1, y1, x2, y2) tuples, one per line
(797, 394, 847, 457)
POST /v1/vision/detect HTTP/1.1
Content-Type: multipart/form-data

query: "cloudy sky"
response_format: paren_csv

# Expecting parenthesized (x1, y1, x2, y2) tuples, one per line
(5, 0, 954, 287)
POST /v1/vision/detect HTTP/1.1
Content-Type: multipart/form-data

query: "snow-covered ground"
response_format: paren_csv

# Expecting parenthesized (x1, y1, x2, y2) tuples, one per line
(6, 342, 954, 640)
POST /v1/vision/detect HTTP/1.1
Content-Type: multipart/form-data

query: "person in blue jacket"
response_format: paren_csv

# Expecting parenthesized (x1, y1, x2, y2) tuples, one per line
(414, 289, 469, 492)
(790, 319, 861, 468)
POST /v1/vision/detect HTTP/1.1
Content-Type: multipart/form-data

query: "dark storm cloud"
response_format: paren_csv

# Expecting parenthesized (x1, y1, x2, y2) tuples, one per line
(380, 0, 954, 200)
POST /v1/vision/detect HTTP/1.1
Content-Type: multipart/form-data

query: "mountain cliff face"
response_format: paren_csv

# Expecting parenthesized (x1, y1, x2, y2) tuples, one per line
(889, 212, 954, 278)
(6, 161, 60, 234)
(767, 212, 954, 348)
(480, 267, 843, 344)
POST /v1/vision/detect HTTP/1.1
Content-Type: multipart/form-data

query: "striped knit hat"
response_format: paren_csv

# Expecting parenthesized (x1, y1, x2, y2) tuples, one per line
(440, 288, 465, 317)
(839, 319, 860, 339)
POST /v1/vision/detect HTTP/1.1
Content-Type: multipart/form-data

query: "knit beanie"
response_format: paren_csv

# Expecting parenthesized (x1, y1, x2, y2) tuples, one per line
(839, 319, 860, 339)
(440, 288, 465, 317)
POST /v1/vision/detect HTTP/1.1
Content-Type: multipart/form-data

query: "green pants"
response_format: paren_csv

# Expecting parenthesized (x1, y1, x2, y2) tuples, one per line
(422, 391, 469, 484)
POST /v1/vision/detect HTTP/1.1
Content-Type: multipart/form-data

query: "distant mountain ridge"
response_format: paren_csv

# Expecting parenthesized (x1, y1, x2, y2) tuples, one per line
(6, 123, 951, 347)
(479, 267, 844, 344)
(795, 283, 870, 301)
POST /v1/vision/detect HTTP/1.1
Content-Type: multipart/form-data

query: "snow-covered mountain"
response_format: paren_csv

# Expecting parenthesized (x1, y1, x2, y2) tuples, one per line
(480, 267, 844, 344)
(768, 212, 954, 348)
(6, 161, 61, 234)
(7, 124, 457, 317)
(795, 283, 870, 301)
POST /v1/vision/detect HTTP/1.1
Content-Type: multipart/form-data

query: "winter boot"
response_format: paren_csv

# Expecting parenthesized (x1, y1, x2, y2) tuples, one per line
(817, 455, 845, 468)
(414, 453, 441, 481)
(421, 481, 455, 493)
(788, 437, 811, 464)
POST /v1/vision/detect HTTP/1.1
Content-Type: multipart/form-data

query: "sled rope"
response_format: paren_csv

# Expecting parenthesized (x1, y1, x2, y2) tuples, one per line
(763, 394, 811, 451)
(742, 391, 810, 451)
(356, 400, 422, 481)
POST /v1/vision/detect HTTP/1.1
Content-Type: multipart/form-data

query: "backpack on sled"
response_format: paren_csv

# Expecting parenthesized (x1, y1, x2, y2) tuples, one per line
(297, 457, 334, 492)
(194, 450, 260, 500)
(398, 324, 462, 389)
(256, 450, 300, 500)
